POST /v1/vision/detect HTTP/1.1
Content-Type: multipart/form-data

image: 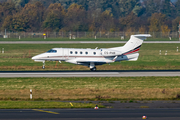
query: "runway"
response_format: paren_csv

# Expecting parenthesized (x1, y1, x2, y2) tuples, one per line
(0, 70, 180, 77)
(0, 41, 180, 44)
(0, 108, 180, 120)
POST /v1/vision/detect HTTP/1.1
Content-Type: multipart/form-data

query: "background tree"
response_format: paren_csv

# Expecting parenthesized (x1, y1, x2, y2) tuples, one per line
(172, 16, 180, 32)
(117, 0, 139, 17)
(88, 9, 102, 32)
(12, 0, 30, 8)
(119, 12, 140, 31)
(43, 3, 65, 31)
(132, 1, 144, 16)
(0, 0, 180, 32)
(143, 0, 160, 17)
(99, 10, 115, 31)
(29, 0, 56, 8)
(3, 13, 29, 31)
(139, 26, 146, 33)
(0, 2, 18, 30)
(175, 0, 180, 16)
(161, 0, 174, 18)
(149, 13, 167, 32)
(161, 25, 170, 37)
(2, 15, 13, 31)
(63, 3, 88, 31)
(21, 2, 45, 31)
(2, 2, 44, 31)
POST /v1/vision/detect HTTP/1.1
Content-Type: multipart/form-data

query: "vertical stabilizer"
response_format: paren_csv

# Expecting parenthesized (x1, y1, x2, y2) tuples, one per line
(122, 34, 151, 54)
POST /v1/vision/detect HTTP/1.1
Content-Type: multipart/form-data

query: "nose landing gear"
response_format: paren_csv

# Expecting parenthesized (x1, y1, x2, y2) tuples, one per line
(42, 61, 45, 69)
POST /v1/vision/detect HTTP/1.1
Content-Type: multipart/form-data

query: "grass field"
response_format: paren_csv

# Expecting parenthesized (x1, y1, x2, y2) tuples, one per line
(0, 101, 104, 109)
(0, 77, 180, 100)
(0, 43, 180, 70)
(0, 37, 178, 41)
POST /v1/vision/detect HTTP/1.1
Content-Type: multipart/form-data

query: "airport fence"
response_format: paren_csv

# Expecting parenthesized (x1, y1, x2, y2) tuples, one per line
(0, 31, 179, 40)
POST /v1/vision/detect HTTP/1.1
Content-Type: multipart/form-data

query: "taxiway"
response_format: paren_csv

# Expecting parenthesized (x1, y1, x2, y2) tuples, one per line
(0, 41, 180, 44)
(0, 70, 180, 77)
(0, 108, 180, 120)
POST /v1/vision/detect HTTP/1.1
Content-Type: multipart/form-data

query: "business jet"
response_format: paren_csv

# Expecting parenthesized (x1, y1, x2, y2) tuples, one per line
(32, 34, 151, 71)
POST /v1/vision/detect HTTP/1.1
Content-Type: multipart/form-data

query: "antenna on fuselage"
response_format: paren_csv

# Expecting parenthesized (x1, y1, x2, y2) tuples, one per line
(95, 47, 98, 49)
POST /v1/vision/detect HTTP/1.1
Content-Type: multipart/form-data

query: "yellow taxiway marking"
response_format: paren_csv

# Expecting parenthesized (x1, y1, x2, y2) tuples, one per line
(32, 109, 59, 114)
(70, 102, 73, 106)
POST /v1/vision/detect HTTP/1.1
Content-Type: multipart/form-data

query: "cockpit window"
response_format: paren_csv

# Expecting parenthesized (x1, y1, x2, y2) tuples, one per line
(46, 49, 57, 53)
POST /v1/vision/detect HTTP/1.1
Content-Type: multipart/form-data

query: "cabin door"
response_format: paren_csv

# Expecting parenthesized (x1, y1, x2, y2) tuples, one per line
(59, 48, 64, 59)
(64, 49, 69, 59)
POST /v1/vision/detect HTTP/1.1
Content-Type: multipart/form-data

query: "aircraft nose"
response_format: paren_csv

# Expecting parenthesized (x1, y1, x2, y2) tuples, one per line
(32, 55, 38, 60)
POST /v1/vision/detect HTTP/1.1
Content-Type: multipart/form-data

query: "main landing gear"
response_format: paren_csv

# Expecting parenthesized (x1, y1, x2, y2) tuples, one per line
(90, 67, 96, 71)
(90, 62, 96, 71)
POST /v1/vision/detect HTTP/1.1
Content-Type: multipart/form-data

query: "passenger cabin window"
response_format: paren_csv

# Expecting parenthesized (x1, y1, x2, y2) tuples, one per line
(80, 51, 83, 54)
(85, 52, 88, 55)
(75, 51, 78, 54)
(93, 52, 96, 55)
(46, 49, 57, 53)
(70, 51, 73, 54)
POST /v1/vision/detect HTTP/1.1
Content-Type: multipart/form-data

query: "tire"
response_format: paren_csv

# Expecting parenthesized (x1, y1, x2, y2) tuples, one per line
(90, 67, 96, 71)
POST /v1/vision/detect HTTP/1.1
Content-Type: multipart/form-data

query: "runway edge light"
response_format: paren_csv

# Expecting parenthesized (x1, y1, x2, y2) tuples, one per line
(142, 116, 147, 119)
(94, 105, 99, 110)
(30, 89, 32, 99)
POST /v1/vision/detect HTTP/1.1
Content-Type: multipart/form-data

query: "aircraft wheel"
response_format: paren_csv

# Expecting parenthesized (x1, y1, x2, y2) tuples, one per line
(90, 67, 96, 71)
(42, 61, 45, 69)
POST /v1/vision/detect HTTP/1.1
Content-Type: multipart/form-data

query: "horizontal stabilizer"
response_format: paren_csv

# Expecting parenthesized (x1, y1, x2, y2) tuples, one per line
(127, 58, 138, 61)
(133, 34, 151, 38)
(126, 53, 139, 61)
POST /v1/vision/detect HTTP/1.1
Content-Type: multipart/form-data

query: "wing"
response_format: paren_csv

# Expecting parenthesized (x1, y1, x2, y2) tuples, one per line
(66, 59, 114, 66)
(77, 61, 107, 65)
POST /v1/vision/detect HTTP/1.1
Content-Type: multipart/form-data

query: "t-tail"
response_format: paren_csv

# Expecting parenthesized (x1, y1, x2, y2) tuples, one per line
(111, 34, 151, 61)
(122, 34, 151, 53)
(123, 34, 151, 61)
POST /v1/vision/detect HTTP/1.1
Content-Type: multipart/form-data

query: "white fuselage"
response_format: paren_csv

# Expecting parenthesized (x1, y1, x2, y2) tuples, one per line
(32, 48, 138, 65)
